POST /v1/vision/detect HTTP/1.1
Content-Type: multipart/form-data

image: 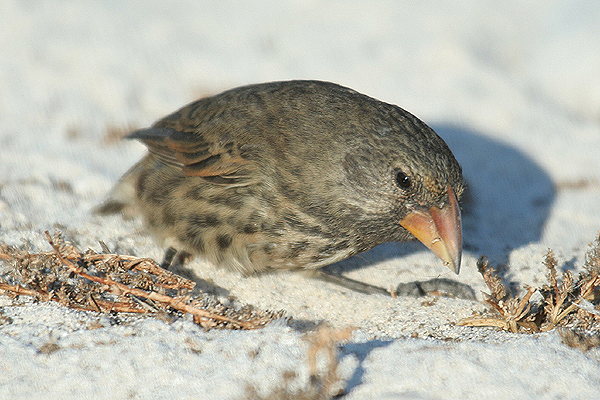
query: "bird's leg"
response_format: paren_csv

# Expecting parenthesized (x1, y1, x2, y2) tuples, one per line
(395, 278, 476, 300)
(159, 247, 178, 269)
(311, 270, 392, 296)
(159, 247, 191, 270)
(311, 271, 476, 300)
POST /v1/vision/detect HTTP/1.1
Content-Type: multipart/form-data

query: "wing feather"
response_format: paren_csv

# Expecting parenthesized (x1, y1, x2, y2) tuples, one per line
(126, 126, 258, 186)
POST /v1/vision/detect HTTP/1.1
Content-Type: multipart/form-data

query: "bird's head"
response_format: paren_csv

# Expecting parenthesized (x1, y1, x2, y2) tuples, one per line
(340, 106, 464, 274)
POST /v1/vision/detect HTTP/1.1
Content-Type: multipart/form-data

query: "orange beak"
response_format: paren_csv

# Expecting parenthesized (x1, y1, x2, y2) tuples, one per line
(399, 185, 462, 274)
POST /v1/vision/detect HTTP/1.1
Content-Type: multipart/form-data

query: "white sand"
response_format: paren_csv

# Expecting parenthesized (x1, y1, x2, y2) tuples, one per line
(1, 1, 599, 399)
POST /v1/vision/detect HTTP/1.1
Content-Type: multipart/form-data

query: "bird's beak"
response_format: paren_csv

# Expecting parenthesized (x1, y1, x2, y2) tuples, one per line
(399, 185, 462, 274)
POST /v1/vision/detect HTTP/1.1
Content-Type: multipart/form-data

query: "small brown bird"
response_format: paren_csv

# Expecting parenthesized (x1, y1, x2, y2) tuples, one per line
(98, 80, 464, 282)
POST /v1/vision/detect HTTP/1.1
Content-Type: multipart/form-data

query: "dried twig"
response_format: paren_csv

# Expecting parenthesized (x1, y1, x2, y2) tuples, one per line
(0, 231, 284, 330)
(46, 232, 253, 328)
(459, 257, 538, 333)
(460, 233, 600, 334)
(304, 323, 355, 398)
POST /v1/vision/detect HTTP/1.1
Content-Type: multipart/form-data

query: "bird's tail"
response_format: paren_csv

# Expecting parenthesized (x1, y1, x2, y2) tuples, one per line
(93, 157, 149, 216)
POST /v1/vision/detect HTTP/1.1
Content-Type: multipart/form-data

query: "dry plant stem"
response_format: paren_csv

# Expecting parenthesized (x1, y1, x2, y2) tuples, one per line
(461, 236, 600, 333)
(44, 232, 259, 329)
(461, 258, 539, 333)
(83, 253, 194, 290)
(304, 324, 354, 398)
(544, 275, 600, 331)
(543, 251, 569, 329)
(508, 287, 537, 332)
(0, 282, 144, 313)
(0, 283, 41, 298)
(457, 317, 513, 331)
(2, 232, 282, 330)
(539, 249, 600, 331)
(463, 287, 537, 333)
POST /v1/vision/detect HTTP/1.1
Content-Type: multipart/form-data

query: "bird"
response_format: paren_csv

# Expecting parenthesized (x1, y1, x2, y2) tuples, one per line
(97, 80, 464, 287)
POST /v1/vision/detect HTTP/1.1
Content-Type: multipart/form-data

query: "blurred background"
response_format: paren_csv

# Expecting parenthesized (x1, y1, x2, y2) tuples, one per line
(3, 0, 599, 131)
(1, 0, 599, 268)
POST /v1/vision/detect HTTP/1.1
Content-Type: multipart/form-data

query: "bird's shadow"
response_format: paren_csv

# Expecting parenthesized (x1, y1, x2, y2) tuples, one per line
(329, 124, 555, 273)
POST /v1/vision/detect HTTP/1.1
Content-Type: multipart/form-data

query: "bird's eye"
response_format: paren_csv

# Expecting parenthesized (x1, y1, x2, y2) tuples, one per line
(394, 170, 411, 189)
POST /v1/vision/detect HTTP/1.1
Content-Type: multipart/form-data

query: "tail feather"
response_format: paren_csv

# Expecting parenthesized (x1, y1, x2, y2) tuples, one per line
(93, 157, 149, 216)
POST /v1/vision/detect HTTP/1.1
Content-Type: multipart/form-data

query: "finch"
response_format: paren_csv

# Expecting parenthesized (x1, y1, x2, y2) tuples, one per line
(98, 80, 464, 277)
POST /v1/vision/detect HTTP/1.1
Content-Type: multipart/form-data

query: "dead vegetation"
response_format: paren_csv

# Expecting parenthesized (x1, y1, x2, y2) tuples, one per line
(460, 233, 600, 337)
(247, 323, 354, 400)
(557, 328, 600, 351)
(304, 324, 355, 398)
(1, 231, 355, 398)
(554, 178, 600, 191)
(0, 231, 284, 330)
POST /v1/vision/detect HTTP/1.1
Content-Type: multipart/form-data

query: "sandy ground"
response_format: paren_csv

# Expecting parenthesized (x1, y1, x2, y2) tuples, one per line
(1, 1, 600, 399)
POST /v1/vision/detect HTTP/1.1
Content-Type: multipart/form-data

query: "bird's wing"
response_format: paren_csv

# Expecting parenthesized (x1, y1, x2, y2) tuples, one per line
(126, 126, 259, 187)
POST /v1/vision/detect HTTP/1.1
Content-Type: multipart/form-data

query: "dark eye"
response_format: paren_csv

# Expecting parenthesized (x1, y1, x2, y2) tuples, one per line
(394, 170, 411, 189)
